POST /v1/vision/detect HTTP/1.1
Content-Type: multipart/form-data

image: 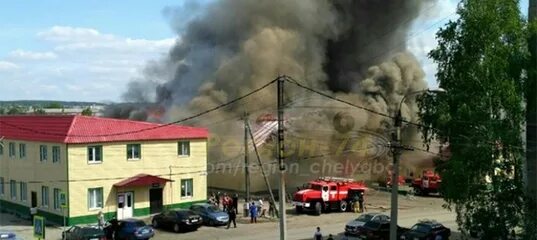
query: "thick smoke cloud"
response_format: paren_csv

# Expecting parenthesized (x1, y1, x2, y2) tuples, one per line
(112, 0, 438, 190)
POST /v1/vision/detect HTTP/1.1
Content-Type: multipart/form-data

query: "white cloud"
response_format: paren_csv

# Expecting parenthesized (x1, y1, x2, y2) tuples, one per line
(409, 0, 459, 87)
(8, 49, 57, 60)
(37, 26, 114, 42)
(0, 61, 20, 71)
(0, 25, 176, 101)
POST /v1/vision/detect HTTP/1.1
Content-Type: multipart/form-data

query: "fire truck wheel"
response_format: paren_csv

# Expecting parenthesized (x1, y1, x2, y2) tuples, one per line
(314, 202, 322, 216)
(340, 201, 348, 212)
(414, 187, 423, 196)
(295, 206, 303, 214)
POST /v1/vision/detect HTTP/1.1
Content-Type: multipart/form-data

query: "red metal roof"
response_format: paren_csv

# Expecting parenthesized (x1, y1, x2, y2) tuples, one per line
(114, 174, 171, 187)
(0, 115, 208, 143)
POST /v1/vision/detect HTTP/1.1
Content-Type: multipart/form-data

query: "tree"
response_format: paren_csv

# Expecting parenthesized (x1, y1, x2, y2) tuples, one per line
(418, 0, 531, 238)
(81, 107, 93, 116)
(33, 106, 46, 115)
(7, 106, 24, 115)
(45, 102, 63, 109)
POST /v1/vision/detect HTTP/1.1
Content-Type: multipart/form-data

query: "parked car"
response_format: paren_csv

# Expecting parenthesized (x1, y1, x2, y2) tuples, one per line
(354, 220, 409, 240)
(344, 213, 390, 236)
(190, 203, 229, 226)
(0, 232, 18, 240)
(151, 209, 203, 233)
(104, 218, 154, 240)
(62, 226, 106, 240)
(400, 220, 451, 240)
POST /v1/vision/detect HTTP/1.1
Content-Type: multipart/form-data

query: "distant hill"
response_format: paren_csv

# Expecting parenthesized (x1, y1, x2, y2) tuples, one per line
(0, 100, 108, 107)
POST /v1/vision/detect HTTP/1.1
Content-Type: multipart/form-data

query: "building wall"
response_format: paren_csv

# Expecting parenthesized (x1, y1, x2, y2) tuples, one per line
(0, 139, 68, 223)
(66, 139, 207, 224)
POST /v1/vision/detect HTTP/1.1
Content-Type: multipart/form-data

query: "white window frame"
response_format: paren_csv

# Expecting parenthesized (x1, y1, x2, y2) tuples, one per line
(180, 178, 193, 198)
(39, 145, 48, 162)
(8, 142, 16, 158)
(20, 182, 27, 202)
(10, 180, 17, 200)
(126, 144, 141, 161)
(88, 187, 103, 210)
(53, 188, 61, 209)
(178, 141, 190, 157)
(87, 146, 103, 164)
(0, 177, 4, 196)
(41, 186, 49, 207)
(52, 146, 61, 163)
(19, 143, 26, 159)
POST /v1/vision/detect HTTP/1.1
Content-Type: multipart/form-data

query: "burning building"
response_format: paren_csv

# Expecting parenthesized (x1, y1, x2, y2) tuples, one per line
(111, 0, 442, 192)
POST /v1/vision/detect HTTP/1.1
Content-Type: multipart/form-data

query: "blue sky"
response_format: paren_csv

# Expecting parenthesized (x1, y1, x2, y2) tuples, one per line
(0, 0, 530, 102)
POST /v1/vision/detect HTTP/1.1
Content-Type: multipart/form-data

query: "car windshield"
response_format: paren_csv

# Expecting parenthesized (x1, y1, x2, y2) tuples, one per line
(355, 214, 373, 222)
(207, 206, 220, 212)
(411, 224, 432, 233)
(128, 221, 146, 228)
(309, 184, 322, 191)
(364, 221, 381, 228)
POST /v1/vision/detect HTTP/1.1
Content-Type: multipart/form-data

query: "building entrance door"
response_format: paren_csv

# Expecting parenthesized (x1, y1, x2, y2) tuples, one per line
(31, 191, 37, 208)
(117, 192, 133, 220)
(149, 188, 163, 214)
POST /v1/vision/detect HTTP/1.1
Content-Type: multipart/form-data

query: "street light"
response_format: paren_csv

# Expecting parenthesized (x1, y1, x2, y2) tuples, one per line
(389, 88, 446, 240)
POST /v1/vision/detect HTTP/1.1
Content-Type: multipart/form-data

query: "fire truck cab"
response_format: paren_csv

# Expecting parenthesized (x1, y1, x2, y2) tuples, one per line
(411, 170, 442, 196)
(292, 177, 367, 215)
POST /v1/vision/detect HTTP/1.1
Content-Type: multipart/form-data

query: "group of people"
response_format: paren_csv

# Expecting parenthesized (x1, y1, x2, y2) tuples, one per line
(352, 191, 366, 213)
(208, 192, 239, 213)
(313, 227, 334, 240)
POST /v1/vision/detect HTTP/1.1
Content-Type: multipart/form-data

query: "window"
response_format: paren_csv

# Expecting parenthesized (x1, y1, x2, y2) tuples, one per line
(39, 145, 48, 162)
(126, 144, 141, 160)
(88, 188, 103, 210)
(0, 144, 3, 155)
(19, 143, 26, 159)
(20, 182, 27, 202)
(8, 142, 16, 158)
(53, 188, 61, 209)
(10, 180, 16, 200)
(180, 179, 193, 198)
(52, 146, 61, 163)
(178, 141, 190, 156)
(41, 186, 49, 207)
(0, 177, 4, 196)
(88, 146, 103, 163)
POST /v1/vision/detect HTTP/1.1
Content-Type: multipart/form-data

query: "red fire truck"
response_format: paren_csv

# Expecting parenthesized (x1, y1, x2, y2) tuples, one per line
(292, 177, 368, 215)
(410, 170, 441, 196)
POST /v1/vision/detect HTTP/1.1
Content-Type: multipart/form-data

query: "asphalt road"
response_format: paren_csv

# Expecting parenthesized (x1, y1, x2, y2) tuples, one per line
(0, 191, 462, 240)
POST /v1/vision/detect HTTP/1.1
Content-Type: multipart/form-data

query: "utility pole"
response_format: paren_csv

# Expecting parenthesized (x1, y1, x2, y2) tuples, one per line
(277, 76, 287, 240)
(244, 112, 251, 202)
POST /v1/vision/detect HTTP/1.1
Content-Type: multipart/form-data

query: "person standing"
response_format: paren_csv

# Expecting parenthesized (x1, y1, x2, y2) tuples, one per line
(358, 192, 364, 213)
(326, 234, 334, 240)
(97, 211, 105, 229)
(226, 207, 237, 229)
(313, 226, 323, 240)
(249, 201, 258, 223)
(232, 193, 239, 214)
(269, 200, 276, 217)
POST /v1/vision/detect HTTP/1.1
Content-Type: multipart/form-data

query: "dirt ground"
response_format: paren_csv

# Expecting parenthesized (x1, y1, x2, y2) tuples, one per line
(0, 189, 465, 240)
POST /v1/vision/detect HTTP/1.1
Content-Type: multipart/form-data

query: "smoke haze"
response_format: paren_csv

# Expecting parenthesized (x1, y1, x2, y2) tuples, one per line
(113, 0, 439, 190)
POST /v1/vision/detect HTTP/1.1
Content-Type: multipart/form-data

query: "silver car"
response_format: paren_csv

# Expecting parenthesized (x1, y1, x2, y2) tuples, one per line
(344, 213, 390, 236)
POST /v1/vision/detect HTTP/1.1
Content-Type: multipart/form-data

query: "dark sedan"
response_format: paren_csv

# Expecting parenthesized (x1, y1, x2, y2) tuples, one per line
(190, 203, 229, 226)
(400, 221, 451, 240)
(355, 220, 409, 240)
(151, 209, 203, 233)
(104, 219, 154, 240)
(62, 226, 106, 240)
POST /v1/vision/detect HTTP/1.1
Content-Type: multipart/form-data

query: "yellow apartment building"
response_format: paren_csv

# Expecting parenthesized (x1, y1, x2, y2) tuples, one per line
(0, 115, 208, 225)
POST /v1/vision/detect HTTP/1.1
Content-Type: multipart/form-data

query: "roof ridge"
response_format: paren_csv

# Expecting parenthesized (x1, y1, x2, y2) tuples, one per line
(65, 115, 79, 141)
